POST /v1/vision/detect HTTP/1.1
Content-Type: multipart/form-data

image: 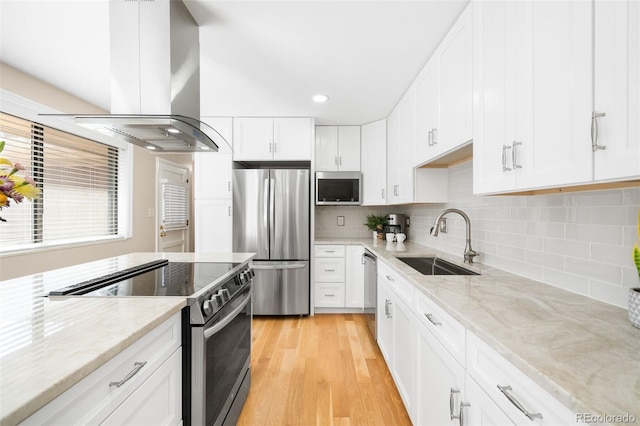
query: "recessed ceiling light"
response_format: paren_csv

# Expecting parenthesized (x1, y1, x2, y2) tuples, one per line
(200, 146, 210, 151)
(166, 128, 181, 134)
(146, 145, 157, 150)
(313, 94, 329, 103)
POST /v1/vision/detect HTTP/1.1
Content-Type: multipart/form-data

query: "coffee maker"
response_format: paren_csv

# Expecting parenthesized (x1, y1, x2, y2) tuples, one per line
(384, 214, 406, 240)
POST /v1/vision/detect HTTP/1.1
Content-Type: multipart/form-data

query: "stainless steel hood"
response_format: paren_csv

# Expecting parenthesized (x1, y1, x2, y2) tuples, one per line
(43, 0, 226, 153)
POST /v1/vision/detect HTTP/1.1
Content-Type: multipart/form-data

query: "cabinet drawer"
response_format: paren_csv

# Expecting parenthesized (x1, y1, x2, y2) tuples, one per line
(22, 312, 182, 425)
(378, 261, 414, 306)
(102, 348, 182, 426)
(314, 257, 345, 282)
(415, 290, 466, 367)
(466, 332, 577, 426)
(314, 245, 346, 257)
(315, 282, 346, 307)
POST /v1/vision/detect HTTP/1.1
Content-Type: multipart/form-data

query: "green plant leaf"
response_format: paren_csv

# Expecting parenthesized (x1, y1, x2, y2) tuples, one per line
(634, 244, 640, 279)
(0, 141, 4, 153)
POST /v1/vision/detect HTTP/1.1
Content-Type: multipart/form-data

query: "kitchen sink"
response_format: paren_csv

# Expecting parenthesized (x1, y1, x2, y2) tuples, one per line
(396, 257, 479, 276)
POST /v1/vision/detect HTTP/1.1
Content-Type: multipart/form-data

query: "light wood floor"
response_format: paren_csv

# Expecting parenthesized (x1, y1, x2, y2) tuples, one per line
(237, 314, 412, 426)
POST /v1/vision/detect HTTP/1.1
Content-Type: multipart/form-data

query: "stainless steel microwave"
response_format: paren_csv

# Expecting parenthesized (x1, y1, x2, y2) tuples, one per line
(315, 171, 362, 205)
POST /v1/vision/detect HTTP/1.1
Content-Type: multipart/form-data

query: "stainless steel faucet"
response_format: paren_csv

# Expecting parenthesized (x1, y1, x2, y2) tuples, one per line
(430, 208, 479, 263)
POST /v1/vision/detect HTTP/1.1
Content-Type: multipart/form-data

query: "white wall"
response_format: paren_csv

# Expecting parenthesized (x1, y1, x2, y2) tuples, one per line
(317, 160, 640, 309)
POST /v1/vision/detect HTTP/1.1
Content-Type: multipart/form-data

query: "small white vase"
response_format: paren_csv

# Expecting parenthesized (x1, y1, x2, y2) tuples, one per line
(629, 288, 640, 329)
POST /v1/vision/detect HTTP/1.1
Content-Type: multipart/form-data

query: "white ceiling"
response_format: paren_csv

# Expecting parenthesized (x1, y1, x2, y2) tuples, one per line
(1, 0, 468, 125)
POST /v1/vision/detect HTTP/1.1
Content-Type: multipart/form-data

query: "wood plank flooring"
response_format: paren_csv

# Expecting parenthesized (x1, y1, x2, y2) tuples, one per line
(237, 314, 412, 426)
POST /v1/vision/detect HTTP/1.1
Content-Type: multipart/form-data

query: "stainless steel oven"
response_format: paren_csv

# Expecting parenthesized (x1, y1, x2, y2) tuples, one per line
(191, 282, 252, 426)
(48, 259, 255, 426)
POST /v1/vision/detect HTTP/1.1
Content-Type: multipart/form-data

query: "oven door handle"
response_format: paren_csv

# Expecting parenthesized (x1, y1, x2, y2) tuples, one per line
(204, 292, 251, 339)
(251, 263, 306, 270)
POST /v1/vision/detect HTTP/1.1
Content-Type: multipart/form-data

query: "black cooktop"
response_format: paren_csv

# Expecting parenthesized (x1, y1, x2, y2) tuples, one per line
(49, 260, 240, 297)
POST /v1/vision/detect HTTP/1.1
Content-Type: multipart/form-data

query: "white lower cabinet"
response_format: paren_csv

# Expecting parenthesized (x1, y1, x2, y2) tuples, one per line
(21, 312, 182, 426)
(314, 245, 365, 309)
(375, 259, 579, 426)
(376, 262, 415, 422)
(465, 375, 515, 426)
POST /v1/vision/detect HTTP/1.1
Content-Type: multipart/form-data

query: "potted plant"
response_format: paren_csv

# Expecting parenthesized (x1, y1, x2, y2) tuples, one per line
(630, 209, 640, 329)
(364, 214, 387, 239)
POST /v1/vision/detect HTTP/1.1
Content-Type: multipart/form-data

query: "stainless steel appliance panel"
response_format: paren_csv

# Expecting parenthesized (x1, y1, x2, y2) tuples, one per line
(251, 260, 309, 315)
(363, 249, 377, 339)
(233, 169, 270, 259)
(270, 169, 309, 260)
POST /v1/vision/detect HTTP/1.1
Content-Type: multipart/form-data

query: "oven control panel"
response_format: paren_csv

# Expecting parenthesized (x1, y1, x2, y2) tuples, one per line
(193, 264, 253, 325)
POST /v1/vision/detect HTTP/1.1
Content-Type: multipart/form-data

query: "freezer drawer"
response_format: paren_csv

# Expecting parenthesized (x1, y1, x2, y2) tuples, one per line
(251, 261, 310, 315)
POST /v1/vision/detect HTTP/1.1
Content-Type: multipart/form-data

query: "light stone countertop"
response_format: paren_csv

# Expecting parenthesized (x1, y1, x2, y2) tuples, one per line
(0, 252, 255, 425)
(316, 237, 640, 425)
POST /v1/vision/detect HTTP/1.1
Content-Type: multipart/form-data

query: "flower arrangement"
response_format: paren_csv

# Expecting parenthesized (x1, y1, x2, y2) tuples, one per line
(0, 140, 40, 222)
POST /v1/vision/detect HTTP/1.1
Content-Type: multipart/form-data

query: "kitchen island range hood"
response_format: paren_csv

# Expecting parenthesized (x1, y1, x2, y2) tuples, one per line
(43, 0, 227, 153)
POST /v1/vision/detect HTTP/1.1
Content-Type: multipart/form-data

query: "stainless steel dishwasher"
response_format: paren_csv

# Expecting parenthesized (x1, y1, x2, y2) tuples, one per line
(362, 249, 377, 339)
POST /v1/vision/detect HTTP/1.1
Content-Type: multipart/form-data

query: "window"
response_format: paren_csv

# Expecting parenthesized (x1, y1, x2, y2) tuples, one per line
(0, 112, 121, 253)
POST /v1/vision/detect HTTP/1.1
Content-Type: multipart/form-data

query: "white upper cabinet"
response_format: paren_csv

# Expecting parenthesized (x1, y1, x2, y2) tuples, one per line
(414, 4, 472, 167)
(473, 0, 593, 195)
(361, 119, 387, 206)
(195, 117, 233, 200)
(232, 117, 313, 161)
(396, 88, 416, 205)
(386, 106, 402, 205)
(593, 0, 640, 181)
(315, 125, 361, 171)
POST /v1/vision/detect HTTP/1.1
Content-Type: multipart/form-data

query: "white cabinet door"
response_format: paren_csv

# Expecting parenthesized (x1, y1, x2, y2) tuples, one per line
(314, 257, 345, 283)
(315, 126, 361, 171)
(102, 349, 182, 426)
(439, 5, 473, 155)
(473, 1, 592, 194)
(361, 119, 387, 205)
(396, 89, 416, 204)
(273, 117, 312, 160)
(315, 126, 339, 171)
(415, 320, 465, 426)
(594, 0, 640, 181)
(414, 57, 440, 167)
(391, 294, 415, 422)
(376, 276, 394, 365)
(517, 1, 592, 190)
(386, 107, 401, 204)
(194, 153, 232, 199)
(232, 117, 273, 161)
(465, 375, 515, 426)
(345, 245, 364, 309)
(337, 126, 361, 171)
(194, 199, 232, 253)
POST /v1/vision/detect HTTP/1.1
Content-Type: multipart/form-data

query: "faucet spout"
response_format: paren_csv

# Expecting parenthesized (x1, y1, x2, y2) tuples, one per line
(430, 208, 479, 263)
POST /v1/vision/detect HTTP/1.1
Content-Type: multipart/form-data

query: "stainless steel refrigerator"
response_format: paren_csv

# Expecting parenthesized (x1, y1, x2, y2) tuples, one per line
(233, 169, 310, 315)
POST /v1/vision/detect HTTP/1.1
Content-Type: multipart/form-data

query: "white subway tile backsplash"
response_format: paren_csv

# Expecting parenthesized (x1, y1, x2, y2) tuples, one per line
(542, 269, 590, 296)
(565, 223, 622, 245)
(565, 258, 622, 284)
(314, 160, 640, 308)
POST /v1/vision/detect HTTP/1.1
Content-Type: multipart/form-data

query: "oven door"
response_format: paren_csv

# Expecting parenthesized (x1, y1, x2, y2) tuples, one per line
(191, 286, 252, 426)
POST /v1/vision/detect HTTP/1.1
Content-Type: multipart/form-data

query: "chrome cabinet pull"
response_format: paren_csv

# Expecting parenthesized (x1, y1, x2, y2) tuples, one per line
(339, 156, 342, 166)
(109, 361, 147, 388)
(384, 299, 392, 318)
(269, 142, 272, 153)
(227, 206, 231, 216)
(450, 388, 460, 420)
(497, 385, 543, 421)
(324, 250, 336, 253)
(324, 269, 336, 272)
(591, 111, 607, 151)
(385, 275, 394, 282)
(425, 313, 442, 326)
(459, 402, 470, 426)
(512, 141, 522, 169)
(502, 145, 512, 172)
(428, 129, 433, 146)
(381, 188, 385, 198)
(432, 128, 438, 145)
(335, 156, 339, 166)
(227, 181, 231, 192)
(324, 293, 335, 297)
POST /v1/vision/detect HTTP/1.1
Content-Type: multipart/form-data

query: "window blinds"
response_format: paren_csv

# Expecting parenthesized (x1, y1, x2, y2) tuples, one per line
(161, 182, 188, 229)
(0, 112, 119, 252)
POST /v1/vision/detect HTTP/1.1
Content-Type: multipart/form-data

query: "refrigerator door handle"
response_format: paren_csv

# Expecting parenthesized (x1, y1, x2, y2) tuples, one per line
(269, 177, 276, 254)
(263, 178, 270, 253)
(252, 263, 307, 270)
